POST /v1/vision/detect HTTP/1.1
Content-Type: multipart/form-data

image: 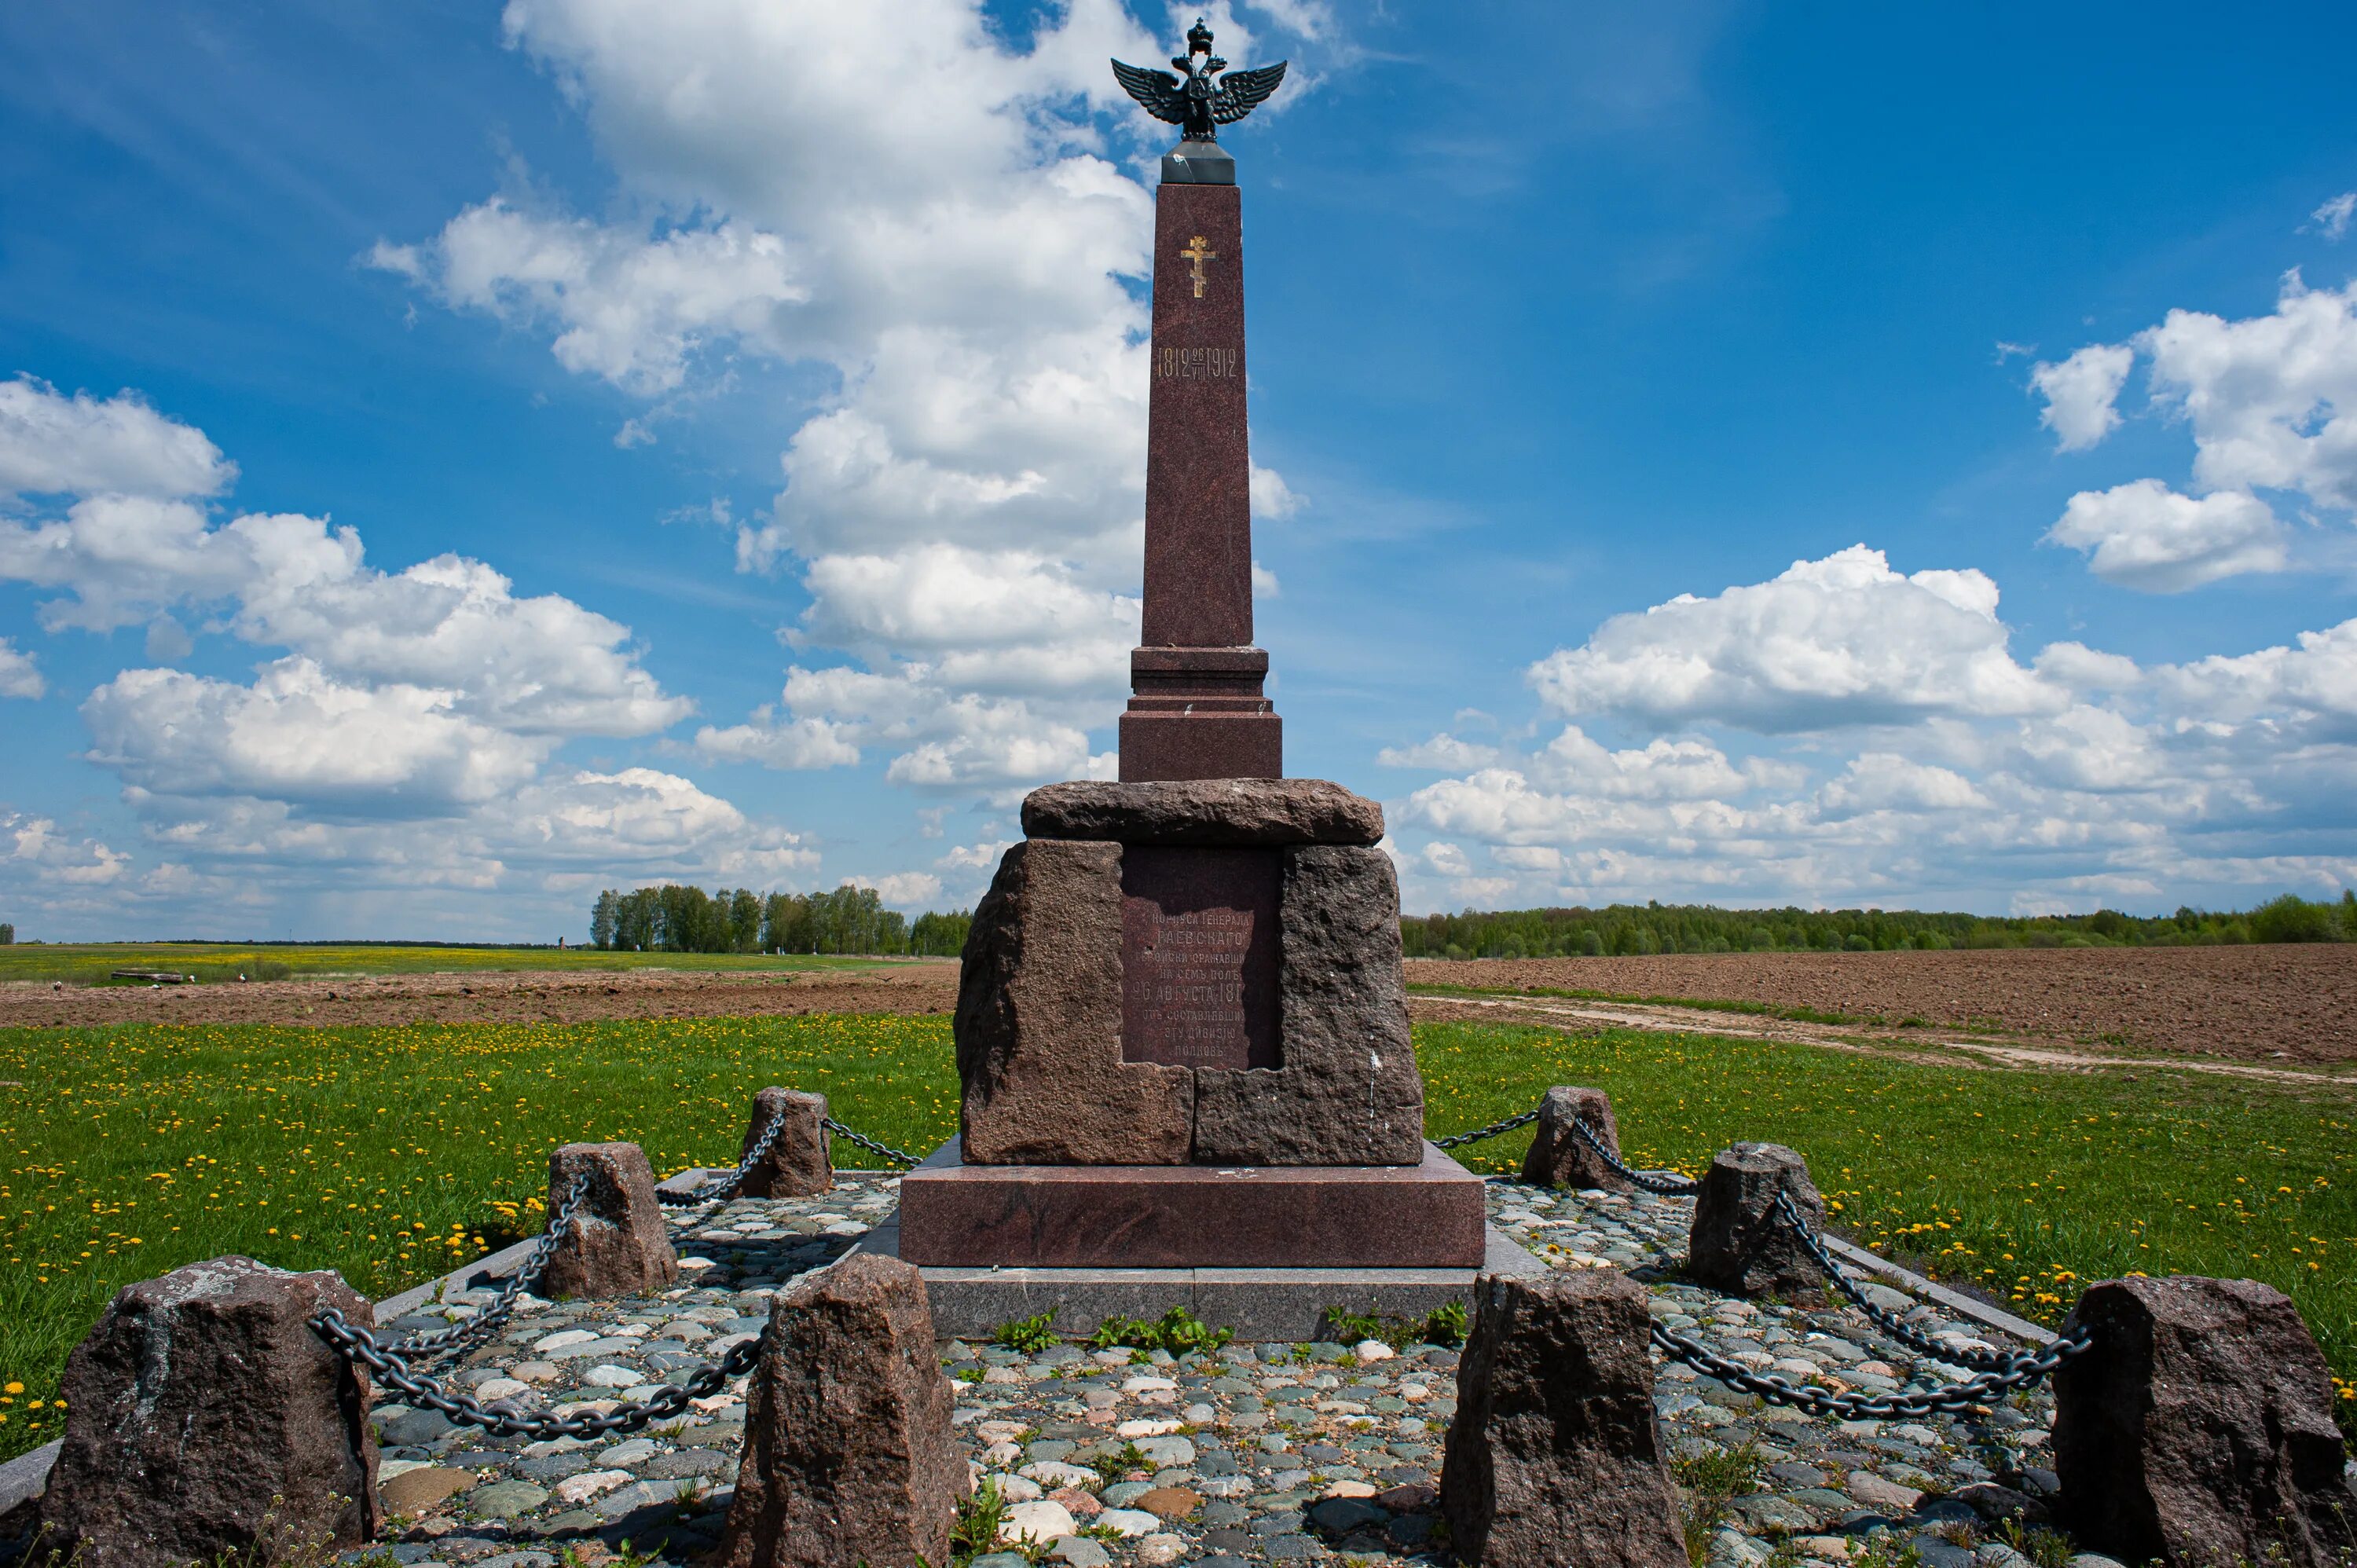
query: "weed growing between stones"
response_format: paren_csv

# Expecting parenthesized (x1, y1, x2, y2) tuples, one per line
(1085, 1306, 1232, 1357)
(1318, 1300, 1468, 1349)
(948, 1477, 1011, 1565)
(988, 1310, 1058, 1354)
(1672, 1440, 1767, 1567)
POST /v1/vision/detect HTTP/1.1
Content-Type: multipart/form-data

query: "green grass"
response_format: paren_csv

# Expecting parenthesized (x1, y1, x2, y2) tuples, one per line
(0, 942, 919, 987)
(1417, 1020, 2357, 1413)
(0, 1012, 959, 1458)
(0, 1013, 2352, 1460)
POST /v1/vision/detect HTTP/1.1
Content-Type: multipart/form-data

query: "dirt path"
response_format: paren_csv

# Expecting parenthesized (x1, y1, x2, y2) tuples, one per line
(1406, 943, 2357, 1064)
(1406, 991, 2357, 1089)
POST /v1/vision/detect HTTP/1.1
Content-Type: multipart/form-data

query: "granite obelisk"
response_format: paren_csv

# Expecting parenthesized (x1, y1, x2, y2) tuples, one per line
(1116, 32, 1285, 782)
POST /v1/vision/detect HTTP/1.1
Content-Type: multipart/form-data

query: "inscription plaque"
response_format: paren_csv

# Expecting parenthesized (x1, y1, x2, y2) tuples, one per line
(1120, 845, 1281, 1071)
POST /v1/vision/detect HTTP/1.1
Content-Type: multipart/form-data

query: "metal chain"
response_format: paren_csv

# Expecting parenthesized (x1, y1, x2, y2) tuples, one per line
(821, 1116, 919, 1169)
(1772, 1191, 2025, 1373)
(1567, 1117, 1701, 1195)
(383, 1174, 590, 1362)
(656, 1107, 794, 1208)
(1435, 1107, 1541, 1149)
(313, 1306, 765, 1440)
(1649, 1318, 2093, 1420)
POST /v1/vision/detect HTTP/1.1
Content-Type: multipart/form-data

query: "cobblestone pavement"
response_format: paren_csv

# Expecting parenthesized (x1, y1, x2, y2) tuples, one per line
(345, 1174, 2103, 1568)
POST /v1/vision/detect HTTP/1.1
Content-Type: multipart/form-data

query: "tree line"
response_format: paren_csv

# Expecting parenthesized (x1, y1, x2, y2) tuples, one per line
(1399, 892, 2357, 961)
(588, 885, 972, 957)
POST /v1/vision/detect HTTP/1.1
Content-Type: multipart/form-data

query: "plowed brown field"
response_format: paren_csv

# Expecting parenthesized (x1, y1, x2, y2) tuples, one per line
(7, 943, 2349, 1066)
(1405, 943, 2357, 1064)
(0, 962, 962, 1029)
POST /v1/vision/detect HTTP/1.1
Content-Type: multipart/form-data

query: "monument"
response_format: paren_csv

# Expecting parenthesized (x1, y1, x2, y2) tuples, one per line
(871, 20, 1543, 1337)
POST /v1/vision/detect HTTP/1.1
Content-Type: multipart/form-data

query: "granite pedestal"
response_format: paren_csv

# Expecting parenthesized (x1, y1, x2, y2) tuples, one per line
(862, 1139, 1545, 1340)
(900, 1137, 1484, 1268)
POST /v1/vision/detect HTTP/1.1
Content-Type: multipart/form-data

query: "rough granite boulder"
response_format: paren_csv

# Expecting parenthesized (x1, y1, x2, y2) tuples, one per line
(1519, 1086, 1633, 1192)
(739, 1086, 832, 1198)
(40, 1256, 382, 1568)
(1192, 844, 1424, 1164)
(717, 1253, 961, 1568)
(2054, 1274, 2355, 1568)
(539, 1142, 679, 1299)
(1439, 1269, 1687, 1568)
(1684, 1143, 1827, 1302)
(1022, 778, 1383, 847)
(957, 840, 1194, 1163)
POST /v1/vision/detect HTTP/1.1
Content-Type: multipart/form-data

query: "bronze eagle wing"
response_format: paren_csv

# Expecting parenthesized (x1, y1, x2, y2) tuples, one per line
(1109, 59, 1189, 125)
(1211, 60, 1287, 124)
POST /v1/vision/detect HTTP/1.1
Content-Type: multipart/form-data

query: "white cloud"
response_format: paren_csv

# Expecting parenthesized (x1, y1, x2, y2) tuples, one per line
(2046, 478, 2288, 591)
(1388, 553, 2357, 917)
(2, 812, 129, 888)
(1527, 545, 2058, 733)
(379, 203, 807, 395)
(0, 377, 233, 500)
(376, 0, 1321, 809)
(0, 379, 820, 936)
(2311, 192, 2355, 241)
(0, 496, 691, 735)
(694, 713, 862, 770)
(0, 638, 42, 699)
(82, 660, 548, 812)
(2030, 343, 2133, 452)
(1815, 753, 1987, 817)
(863, 870, 943, 907)
(2142, 273, 2357, 511)
(1376, 732, 1499, 770)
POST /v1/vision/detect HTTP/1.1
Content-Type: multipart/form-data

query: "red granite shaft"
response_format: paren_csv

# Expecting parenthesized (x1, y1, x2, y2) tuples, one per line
(1121, 177, 1281, 780)
(1142, 182, 1252, 646)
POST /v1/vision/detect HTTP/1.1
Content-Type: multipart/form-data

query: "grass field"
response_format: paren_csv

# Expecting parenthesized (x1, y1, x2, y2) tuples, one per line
(0, 943, 896, 987)
(0, 1013, 2351, 1461)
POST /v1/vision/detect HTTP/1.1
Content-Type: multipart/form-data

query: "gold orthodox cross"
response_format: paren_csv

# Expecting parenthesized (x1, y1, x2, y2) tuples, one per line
(1181, 234, 1217, 299)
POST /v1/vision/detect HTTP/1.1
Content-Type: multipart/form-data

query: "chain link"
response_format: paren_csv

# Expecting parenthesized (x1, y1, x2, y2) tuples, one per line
(1567, 1117, 1700, 1195)
(1435, 1108, 1541, 1149)
(1649, 1317, 2091, 1420)
(381, 1174, 590, 1362)
(821, 1116, 919, 1169)
(657, 1107, 794, 1208)
(313, 1306, 765, 1440)
(1772, 1191, 2030, 1374)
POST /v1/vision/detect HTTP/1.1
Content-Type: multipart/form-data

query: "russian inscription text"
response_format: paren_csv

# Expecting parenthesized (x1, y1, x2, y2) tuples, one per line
(1120, 846, 1281, 1072)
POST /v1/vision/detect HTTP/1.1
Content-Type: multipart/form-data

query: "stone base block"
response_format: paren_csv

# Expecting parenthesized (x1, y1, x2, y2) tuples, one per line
(898, 1138, 1485, 1269)
(857, 1218, 1545, 1342)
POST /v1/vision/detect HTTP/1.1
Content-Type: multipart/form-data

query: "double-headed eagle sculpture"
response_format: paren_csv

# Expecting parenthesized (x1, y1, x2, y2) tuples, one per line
(1111, 17, 1287, 143)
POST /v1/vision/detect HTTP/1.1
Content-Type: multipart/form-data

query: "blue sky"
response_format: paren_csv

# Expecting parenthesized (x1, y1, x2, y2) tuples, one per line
(3, 0, 2355, 941)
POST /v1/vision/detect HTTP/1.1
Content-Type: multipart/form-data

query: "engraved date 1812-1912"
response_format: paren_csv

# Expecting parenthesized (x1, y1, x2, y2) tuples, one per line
(1155, 345, 1237, 381)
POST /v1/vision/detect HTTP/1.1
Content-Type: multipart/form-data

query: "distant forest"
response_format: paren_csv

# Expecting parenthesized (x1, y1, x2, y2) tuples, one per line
(588, 884, 972, 957)
(1398, 892, 2357, 960)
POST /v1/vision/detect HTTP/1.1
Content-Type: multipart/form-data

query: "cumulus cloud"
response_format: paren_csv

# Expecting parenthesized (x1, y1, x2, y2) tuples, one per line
(2045, 479, 2288, 592)
(82, 660, 548, 813)
(0, 638, 42, 699)
(0, 496, 691, 735)
(1389, 549, 2357, 917)
(2031, 343, 2133, 451)
(1526, 546, 2058, 732)
(1376, 733, 1499, 770)
(0, 377, 233, 500)
(0, 376, 818, 934)
(2025, 277, 2357, 592)
(2, 812, 129, 888)
(376, 0, 1319, 806)
(2142, 273, 2357, 511)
